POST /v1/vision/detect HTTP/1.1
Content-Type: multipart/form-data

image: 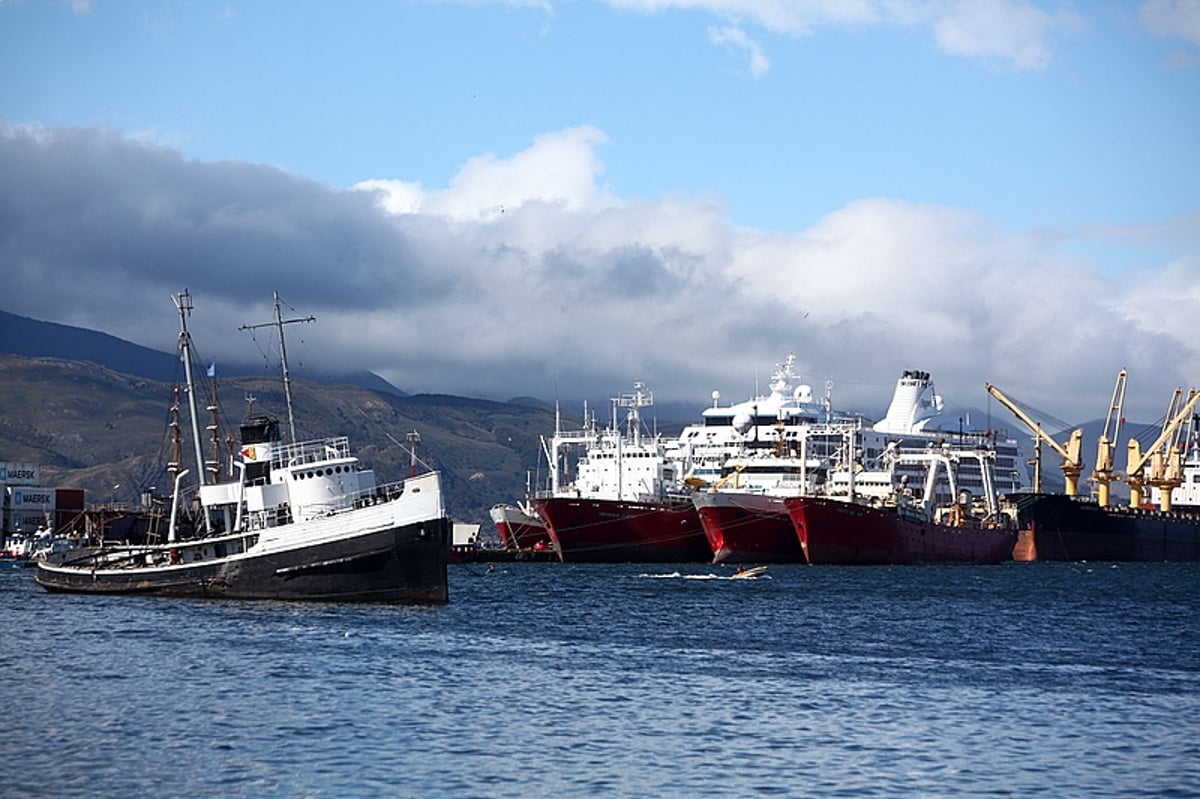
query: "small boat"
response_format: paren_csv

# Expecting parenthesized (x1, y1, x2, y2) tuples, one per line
(2, 527, 85, 567)
(731, 565, 768, 579)
(35, 291, 450, 602)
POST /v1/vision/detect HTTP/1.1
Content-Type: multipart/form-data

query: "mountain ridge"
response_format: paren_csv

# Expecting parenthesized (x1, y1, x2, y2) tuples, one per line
(0, 307, 408, 397)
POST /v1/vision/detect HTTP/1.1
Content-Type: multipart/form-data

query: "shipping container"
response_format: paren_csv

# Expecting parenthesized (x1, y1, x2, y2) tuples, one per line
(0, 463, 40, 487)
(9, 487, 56, 510)
(55, 507, 84, 531)
(55, 488, 85, 511)
(6, 510, 53, 534)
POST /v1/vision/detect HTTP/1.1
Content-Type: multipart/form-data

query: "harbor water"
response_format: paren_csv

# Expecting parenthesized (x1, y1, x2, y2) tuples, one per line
(1, 561, 1197, 798)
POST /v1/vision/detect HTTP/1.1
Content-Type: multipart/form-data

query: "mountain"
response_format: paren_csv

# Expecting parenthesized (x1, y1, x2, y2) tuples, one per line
(0, 308, 406, 396)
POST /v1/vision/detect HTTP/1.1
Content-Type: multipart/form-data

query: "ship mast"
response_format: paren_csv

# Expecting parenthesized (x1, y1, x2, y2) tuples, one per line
(173, 290, 209, 487)
(206, 368, 223, 483)
(173, 289, 211, 535)
(239, 292, 315, 445)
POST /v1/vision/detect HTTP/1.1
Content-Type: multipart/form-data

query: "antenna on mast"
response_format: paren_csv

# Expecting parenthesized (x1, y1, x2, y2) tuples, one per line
(239, 292, 315, 444)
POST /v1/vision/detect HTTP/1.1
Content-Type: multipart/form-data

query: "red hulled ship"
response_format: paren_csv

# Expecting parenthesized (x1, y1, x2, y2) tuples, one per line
(784, 448, 1017, 565)
(534, 382, 710, 563)
(488, 501, 553, 553)
(690, 367, 1025, 565)
(532, 496, 710, 563)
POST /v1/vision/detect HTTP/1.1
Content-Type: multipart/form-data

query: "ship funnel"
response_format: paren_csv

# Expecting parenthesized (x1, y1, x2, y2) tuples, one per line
(873, 370, 943, 434)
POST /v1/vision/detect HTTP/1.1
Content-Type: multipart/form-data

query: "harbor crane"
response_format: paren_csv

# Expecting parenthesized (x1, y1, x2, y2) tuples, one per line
(985, 382, 1084, 495)
(1127, 388, 1200, 512)
(1092, 369, 1127, 507)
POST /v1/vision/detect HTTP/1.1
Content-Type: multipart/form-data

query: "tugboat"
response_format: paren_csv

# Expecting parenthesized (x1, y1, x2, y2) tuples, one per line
(35, 291, 450, 602)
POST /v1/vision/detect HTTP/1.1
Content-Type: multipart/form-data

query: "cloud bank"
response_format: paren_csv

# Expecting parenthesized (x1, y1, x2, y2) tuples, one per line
(2, 123, 1197, 425)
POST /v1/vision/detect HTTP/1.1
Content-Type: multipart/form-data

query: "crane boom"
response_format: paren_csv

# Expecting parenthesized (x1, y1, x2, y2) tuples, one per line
(1092, 369, 1127, 507)
(985, 382, 1084, 496)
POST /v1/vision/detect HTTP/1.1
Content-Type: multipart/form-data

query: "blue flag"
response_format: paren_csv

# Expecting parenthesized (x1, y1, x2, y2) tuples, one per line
(207, 363, 216, 378)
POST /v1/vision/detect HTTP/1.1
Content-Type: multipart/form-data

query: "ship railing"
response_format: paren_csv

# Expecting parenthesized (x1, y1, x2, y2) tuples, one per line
(290, 476, 415, 520)
(274, 436, 352, 468)
(332, 478, 411, 512)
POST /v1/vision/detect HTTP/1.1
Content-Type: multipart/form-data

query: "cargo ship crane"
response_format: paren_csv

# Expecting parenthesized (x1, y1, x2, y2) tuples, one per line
(985, 383, 1084, 495)
(1127, 388, 1200, 511)
(1092, 369, 1127, 507)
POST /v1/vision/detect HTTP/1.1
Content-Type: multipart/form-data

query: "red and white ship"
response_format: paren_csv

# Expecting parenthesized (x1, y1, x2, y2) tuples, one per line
(681, 354, 861, 563)
(532, 382, 710, 563)
(693, 457, 812, 564)
(694, 431, 896, 564)
(785, 447, 1017, 564)
(691, 366, 1026, 564)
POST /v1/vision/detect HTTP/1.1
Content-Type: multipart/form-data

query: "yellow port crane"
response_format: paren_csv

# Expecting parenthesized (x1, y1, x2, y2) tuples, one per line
(985, 382, 1084, 495)
(1127, 388, 1200, 512)
(1092, 369, 1127, 508)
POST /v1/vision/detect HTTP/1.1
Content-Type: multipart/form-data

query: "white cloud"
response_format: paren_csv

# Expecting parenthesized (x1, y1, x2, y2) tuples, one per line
(1139, 0, 1200, 48)
(606, 0, 1081, 71)
(354, 127, 616, 222)
(3, 124, 1196, 425)
(607, 0, 880, 35)
(708, 25, 771, 76)
(927, 0, 1079, 70)
(353, 178, 425, 215)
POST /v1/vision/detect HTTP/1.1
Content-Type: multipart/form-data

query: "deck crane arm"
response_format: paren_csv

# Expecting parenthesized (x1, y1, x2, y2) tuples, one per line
(1127, 388, 1200, 511)
(1092, 369, 1127, 507)
(985, 382, 1084, 496)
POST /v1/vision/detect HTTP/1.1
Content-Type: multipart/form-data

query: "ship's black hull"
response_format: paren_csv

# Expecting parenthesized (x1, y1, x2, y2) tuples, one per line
(35, 518, 450, 602)
(1010, 493, 1200, 562)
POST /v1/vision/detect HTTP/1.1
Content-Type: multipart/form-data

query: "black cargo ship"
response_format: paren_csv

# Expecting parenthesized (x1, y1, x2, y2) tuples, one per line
(1010, 493, 1200, 561)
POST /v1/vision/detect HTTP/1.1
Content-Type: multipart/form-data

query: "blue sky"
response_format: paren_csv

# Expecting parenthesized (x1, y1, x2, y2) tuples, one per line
(1, 0, 1198, 426)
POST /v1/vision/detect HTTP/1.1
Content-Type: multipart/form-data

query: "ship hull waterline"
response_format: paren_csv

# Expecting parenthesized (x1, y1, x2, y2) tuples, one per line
(694, 493, 809, 564)
(1009, 493, 1200, 562)
(785, 497, 1016, 565)
(534, 497, 712, 563)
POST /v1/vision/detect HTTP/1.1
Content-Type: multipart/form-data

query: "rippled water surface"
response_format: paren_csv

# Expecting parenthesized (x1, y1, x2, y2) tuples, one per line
(1, 561, 1197, 798)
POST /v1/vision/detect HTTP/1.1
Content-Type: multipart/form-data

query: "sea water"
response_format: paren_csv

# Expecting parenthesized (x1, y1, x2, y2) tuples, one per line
(1, 561, 1197, 798)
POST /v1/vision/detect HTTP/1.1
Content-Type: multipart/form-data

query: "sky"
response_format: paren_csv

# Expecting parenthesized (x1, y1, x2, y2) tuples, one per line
(1, 0, 1198, 429)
